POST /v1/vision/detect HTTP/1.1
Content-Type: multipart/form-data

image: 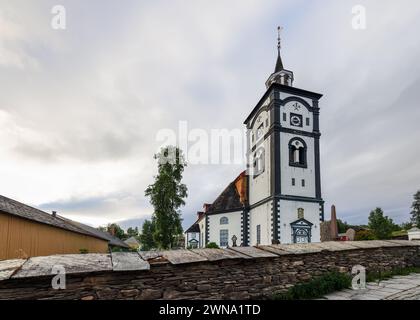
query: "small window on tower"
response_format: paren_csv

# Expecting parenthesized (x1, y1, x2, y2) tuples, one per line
(302, 179, 305, 187)
(292, 178, 296, 186)
(306, 118, 310, 126)
(289, 138, 307, 168)
(283, 113, 287, 121)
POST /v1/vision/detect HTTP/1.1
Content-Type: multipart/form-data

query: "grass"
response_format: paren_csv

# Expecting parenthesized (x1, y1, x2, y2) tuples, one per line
(272, 266, 420, 300)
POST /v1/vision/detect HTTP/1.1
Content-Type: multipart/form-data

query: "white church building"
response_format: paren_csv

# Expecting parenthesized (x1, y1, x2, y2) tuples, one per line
(185, 32, 324, 248)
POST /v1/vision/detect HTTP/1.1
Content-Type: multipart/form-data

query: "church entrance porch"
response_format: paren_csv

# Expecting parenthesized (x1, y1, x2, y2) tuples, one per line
(290, 218, 313, 244)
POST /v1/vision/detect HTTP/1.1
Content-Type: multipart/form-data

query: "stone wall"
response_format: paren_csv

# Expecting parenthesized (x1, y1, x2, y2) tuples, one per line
(0, 240, 419, 300)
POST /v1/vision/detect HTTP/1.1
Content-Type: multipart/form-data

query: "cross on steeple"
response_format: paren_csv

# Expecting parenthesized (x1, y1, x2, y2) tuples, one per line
(275, 26, 284, 73)
(277, 26, 283, 51)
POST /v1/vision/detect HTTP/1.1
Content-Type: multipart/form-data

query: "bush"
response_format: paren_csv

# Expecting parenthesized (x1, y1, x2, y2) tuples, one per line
(79, 248, 89, 254)
(272, 271, 352, 300)
(355, 229, 375, 241)
(205, 242, 219, 249)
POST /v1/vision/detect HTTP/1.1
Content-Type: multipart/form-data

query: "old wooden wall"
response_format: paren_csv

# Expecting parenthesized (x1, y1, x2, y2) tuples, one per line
(0, 213, 109, 260)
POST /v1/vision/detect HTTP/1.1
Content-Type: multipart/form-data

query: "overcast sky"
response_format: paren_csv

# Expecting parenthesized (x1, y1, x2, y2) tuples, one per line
(0, 0, 419, 230)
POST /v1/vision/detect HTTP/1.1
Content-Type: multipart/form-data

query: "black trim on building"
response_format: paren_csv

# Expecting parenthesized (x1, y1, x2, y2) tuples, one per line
(269, 89, 281, 243)
(280, 195, 324, 204)
(205, 215, 209, 245)
(244, 83, 323, 125)
(204, 207, 244, 216)
(313, 101, 322, 200)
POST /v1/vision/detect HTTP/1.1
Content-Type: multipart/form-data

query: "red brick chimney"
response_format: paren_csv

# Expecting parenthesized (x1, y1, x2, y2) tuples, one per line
(203, 203, 211, 213)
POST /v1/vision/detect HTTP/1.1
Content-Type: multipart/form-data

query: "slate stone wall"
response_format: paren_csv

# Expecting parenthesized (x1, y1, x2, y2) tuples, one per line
(0, 241, 419, 300)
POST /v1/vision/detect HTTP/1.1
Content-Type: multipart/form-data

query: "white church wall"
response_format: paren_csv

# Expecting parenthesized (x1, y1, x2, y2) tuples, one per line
(249, 106, 271, 205)
(249, 135, 271, 205)
(280, 133, 316, 198)
(249, 202, 272, 246)
(280, 93, 313, 106)
(279, 200, 321, 244)
(207, 211, 242, 248)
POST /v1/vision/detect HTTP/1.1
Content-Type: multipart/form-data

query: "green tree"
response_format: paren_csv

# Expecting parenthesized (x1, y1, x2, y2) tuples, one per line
(368, 208, 395, 240)
(337, 219, 351, 234)
(106, 223, 126, 240)
(127, 227, 139, 238)
(139, 220, 156, 251)
(354, 229, 375, 241)
(145, 146, 187, 249)
(410, 190, 420, 228)
(401, 221, 414, 230)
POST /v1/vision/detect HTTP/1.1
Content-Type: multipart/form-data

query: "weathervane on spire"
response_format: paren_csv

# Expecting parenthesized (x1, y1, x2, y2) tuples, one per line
(277, 26, 283, 51)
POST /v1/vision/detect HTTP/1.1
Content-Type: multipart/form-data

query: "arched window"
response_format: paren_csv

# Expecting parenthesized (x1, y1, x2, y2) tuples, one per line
(289, 138, 307, 168)
(220, 217, 229, 225)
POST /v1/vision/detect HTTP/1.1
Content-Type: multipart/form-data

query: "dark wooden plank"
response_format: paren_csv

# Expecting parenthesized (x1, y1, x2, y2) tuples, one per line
(111, 252, 150, 271)
(227, 246, 278, 258)
(0, 259, 27, 281)
(12, 254, 112, 278)
(191, 248, 248, 261)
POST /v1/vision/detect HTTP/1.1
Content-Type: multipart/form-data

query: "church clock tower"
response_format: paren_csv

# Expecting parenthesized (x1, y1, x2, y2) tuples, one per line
(244, 27, 324, 245)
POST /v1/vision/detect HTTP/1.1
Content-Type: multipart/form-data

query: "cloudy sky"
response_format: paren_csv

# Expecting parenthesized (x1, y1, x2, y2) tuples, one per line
(0, 0, 419, 230)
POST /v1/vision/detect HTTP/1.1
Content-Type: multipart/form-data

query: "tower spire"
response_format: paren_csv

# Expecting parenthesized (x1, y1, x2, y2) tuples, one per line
(265, 26, 294, 88)
(275, 26, 284, 73)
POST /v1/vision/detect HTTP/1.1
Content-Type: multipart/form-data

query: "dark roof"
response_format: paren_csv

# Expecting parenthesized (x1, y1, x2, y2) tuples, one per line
(61, 217, 129, 248)
(0, 194, 128, 248)
(185, 223, 200, 233)
(207, 182, 243, 213)
(0, 195, 104, 240)
(124, 236, 140, 246)
(274, 50, 284, 73)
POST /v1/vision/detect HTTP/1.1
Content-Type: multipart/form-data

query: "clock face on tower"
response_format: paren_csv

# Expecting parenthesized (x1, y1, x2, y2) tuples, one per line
(290, 113, 303, 127)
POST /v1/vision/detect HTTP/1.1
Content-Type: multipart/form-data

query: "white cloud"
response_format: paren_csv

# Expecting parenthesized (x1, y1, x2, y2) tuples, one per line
(0, 0, 419, 230)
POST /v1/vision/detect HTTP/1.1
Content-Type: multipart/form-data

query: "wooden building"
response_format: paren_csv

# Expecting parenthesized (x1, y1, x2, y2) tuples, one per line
(0, 195, 128, 260)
